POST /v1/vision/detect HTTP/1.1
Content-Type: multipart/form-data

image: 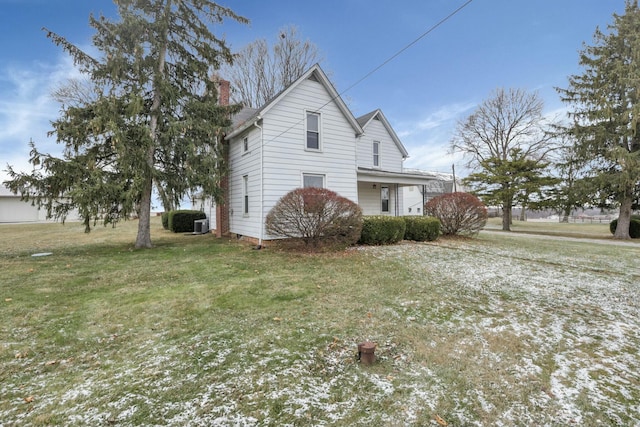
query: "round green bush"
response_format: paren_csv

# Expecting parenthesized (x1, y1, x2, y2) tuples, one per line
(403, 216, 440, 242)
(359, 216, 406, 245)
(609, 215, 640, 238)
(161, 212, 170, 230)
(169, 210, 207, 233)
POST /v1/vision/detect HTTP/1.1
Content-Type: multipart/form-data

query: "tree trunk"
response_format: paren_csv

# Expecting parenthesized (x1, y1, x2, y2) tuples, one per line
(613, 195, 633, 239)
(155, 180, 175, 212)
(135, 173, 154, 249)
(502, 204, 512, 231)
(133, 0, 170, 249)
(561, 206, 571, 223)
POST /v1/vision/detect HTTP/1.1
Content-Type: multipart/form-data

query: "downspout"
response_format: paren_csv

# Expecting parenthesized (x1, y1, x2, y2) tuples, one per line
(253, 118, 264, 248)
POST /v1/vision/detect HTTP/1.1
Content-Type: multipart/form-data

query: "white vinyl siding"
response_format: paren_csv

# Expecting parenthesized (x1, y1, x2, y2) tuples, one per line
(261, 77, 358, 207)
(357, 118, 404, 172)
(227, 127, 262, 238)
(227, 75, 359, 240)
(357, 182, 397, 216)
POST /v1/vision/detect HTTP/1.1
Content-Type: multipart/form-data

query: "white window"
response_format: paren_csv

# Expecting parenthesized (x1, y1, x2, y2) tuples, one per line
(381, 186, 389, 213)
(306, 112, 320, 150)
(303, 173, 325, 188)
(242, 136, 249, 153)
(243, 175, 249, 215)
(373, 141, 380, 167)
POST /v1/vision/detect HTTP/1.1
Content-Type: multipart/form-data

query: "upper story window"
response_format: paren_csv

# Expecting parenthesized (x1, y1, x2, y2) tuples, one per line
(243, 175, 249, 215)
(306, 112, 320, 150)
(242, 136, 249, 153)
(373, 141, 380, 167)
(303, 173, 325, 188)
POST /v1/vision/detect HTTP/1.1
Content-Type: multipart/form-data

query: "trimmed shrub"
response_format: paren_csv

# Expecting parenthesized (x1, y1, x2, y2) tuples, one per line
(359, 216, 406, 245)
(424, 192, 487, 236)
(168, 210, 207, 233)
(609, 215, 640, 238)
(265, 187, 363, 249)
(161, 212, 169, 230)
(403, 216, 441, 242)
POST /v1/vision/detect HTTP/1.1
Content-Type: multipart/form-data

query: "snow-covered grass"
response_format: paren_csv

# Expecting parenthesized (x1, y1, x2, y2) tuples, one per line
(1, 219, 639, 426)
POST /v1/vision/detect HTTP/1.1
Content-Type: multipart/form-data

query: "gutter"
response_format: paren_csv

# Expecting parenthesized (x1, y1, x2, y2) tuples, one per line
(253, 118, 264, 248)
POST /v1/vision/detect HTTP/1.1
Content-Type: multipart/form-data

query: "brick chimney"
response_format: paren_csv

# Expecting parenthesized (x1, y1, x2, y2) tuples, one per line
(218, 78, 230, 106)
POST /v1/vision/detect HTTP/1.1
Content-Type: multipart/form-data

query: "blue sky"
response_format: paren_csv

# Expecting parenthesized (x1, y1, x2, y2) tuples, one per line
(0, 0, 628, 184)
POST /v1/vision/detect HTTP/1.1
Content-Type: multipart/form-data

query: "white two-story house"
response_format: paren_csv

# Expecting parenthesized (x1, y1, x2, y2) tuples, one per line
(196, 64, 449, 244)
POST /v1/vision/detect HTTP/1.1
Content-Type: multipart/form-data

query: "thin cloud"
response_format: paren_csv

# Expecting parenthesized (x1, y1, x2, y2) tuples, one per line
(0, 54, 82, 181)
(397, 101, 475, 139)
(415, 101, 476, 131)
(395, 102, 475, 175)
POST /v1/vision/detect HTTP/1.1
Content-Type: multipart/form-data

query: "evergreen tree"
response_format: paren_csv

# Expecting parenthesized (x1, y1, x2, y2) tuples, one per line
(548, 139, 592, 222)
(463, 152, 558, 224)
(4, 0, 248, 248)
(557, 0, 640, 239)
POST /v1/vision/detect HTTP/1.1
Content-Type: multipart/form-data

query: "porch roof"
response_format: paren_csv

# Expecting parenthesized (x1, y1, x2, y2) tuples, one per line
(357, 167, 449, 186)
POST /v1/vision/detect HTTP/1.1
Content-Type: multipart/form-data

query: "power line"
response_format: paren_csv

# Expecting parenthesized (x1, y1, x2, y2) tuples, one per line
(339, 0, 475, 97)
(259, 0, 475, 146)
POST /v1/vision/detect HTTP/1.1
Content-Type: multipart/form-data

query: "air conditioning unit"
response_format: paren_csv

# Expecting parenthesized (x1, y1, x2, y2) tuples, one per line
(194, 219, 209, 234)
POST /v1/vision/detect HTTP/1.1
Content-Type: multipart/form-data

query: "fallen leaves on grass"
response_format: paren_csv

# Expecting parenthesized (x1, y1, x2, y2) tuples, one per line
(434, 414, 448, 426)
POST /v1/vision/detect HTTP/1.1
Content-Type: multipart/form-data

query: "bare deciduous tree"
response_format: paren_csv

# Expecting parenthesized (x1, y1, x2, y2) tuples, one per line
(451, 88, 556, 231)
(223, 25, 322, 108)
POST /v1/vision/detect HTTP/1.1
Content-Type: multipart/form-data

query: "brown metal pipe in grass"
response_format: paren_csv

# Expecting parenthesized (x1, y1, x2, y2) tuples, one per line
(357, 341, 376, 365)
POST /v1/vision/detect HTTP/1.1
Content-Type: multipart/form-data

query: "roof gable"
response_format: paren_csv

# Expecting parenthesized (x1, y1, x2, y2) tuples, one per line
(227, 64, 364, 139)
(357, 109, 409, 158)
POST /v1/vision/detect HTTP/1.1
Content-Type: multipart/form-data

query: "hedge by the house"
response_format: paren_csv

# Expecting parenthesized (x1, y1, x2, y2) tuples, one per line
(161, 212, 170, 230)
(168, 210, 207, 233)
(609, 215, 640, 238)
(403, 216, 441, 242)
(359, 216, 406, 245)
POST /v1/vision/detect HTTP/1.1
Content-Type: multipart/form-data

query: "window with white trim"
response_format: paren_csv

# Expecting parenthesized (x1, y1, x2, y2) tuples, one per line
(306, 112, 320, 150)
(381, 186, 390, 213)
(242, 136, 249, 153)
(373, 141, 380, 167)
(303, 173, 325, 188)
(243, 175, 249, 215)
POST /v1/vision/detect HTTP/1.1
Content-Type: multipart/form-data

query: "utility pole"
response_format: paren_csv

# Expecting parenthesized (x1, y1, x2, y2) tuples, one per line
(452, 164, 457, 192)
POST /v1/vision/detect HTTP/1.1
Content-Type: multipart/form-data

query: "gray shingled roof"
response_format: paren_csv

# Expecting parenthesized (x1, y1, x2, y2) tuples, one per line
(356, 110, 377, 128)
(231, 107, 259, 129)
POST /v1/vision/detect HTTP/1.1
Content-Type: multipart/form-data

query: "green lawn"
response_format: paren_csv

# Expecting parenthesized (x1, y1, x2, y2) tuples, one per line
(485, 217, 614, 238)
(1, 218, 639, 426)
